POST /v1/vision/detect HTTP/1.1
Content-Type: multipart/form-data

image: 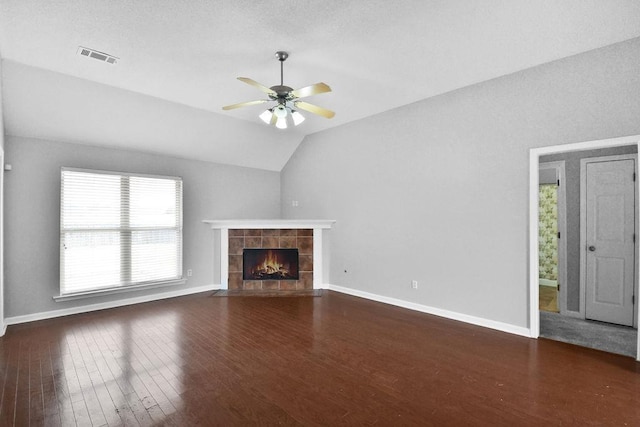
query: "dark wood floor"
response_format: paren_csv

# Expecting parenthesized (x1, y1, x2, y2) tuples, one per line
(1, 291, 639, 426)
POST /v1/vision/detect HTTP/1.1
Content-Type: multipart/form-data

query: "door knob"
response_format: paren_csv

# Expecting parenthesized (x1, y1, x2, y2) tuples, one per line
(588, 245, 596, 252)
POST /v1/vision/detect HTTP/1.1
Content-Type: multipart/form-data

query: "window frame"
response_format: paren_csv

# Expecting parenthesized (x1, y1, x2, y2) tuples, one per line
(56, 167, 184, 301)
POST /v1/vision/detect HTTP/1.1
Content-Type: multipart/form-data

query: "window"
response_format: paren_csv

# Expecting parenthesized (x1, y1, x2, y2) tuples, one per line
(60, 168, 183, 296)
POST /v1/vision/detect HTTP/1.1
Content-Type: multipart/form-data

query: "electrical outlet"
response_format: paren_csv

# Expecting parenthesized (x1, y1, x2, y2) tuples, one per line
(411, 280, 418, 289)
(187, 269, 193, 277)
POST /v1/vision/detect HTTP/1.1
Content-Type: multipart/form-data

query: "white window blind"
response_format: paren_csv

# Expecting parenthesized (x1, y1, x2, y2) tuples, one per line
(60, 168, 183, 295)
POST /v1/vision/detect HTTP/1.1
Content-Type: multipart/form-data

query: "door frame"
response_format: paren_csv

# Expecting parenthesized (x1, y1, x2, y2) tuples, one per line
(529, 134, 640, 361)
(0, 147, 4, 336)
(539, 161, 568, 315)
(579, 154, 638, 327)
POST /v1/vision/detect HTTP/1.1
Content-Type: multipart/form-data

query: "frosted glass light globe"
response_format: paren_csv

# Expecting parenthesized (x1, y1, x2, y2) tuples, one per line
(259, 109, 273, 124)
(291, 111, 305, 126)
(275, 117, 287, 129)
(273, 105, 288, 118)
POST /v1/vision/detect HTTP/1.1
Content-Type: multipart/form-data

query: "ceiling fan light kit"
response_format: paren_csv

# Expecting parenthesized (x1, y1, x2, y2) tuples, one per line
(259, 103, 306, 129)
(222, 51, 334, 129)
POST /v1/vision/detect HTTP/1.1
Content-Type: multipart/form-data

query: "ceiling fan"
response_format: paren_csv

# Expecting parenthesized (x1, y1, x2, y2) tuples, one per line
(222, 51, 335, 129)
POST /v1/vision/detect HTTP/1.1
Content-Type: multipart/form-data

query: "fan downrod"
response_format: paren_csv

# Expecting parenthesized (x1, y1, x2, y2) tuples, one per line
(271, 51, 292, 97)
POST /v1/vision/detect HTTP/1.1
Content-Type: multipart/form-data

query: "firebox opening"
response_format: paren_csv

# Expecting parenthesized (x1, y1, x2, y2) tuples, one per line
(243, 248, 299, 280)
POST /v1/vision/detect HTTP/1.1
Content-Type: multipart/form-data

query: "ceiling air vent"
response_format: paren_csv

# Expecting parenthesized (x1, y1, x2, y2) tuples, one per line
(77, 46, 118, 65)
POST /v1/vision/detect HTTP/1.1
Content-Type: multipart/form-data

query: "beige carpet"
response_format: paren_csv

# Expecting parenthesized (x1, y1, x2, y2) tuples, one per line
(540, 311, 637, 357)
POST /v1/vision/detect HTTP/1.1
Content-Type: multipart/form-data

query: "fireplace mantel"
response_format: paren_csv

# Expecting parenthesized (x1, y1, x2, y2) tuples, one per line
(203, 219, 335, 290)
(203, 219, 335, 230)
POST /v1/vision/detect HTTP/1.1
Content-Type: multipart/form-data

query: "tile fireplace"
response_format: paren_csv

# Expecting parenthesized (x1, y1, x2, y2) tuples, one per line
(203, 220, 335, 290)
(230, 229, 310, 290)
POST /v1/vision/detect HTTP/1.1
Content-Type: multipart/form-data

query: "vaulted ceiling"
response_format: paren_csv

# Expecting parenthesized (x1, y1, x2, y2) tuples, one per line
(1, 1, 640, 170)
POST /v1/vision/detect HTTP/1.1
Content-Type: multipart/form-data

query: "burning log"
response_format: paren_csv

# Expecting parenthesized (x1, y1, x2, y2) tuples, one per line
(243, 248, 299, 280)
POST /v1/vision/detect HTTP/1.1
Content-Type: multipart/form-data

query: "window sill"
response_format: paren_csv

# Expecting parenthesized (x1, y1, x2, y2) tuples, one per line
(53, 279, 187, 302)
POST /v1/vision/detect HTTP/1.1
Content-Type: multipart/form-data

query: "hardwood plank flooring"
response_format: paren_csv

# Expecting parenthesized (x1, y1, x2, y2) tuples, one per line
(539, 285, 559, 313)
(0, 290, 639, 425)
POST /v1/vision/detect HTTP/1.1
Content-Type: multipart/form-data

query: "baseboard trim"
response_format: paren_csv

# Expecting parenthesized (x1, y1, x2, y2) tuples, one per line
(539, 279, 557, 287)
(327, 285, 532, 338)
(5, 284, 221, 327)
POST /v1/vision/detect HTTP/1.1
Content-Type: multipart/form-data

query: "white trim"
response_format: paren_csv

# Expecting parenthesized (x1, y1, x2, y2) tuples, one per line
(328, 285, 531, 338)
(0, 147, 4, 337)
(529, 134, 640, 362)
(313, 229, 323, 288)
(529, 149, 541, 337)
(220, 228, 229, 290)
(5, 284, 221, 327)
(203, 219, 336, 229)
(539, 279, 558, 287)
(62, 166, 182, 182)
(53, 278, 187, 302)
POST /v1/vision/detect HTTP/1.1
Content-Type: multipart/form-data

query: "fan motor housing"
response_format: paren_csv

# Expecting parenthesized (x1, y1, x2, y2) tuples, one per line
(269, 85, 294, 100)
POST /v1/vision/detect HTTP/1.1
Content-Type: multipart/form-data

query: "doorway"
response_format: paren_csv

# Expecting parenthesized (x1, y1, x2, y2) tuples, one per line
(538, 161, 567, 315)
(529, 135, 640, 361)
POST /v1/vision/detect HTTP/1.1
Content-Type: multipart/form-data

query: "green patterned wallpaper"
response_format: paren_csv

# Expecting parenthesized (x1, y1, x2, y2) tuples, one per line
(539, 184, 558, 282)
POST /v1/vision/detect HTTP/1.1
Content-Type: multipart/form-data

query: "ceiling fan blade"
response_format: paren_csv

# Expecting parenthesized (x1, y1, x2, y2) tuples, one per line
(222, 99, 268, 111)
(290, 82, 332, 99)
(237, 77, 276, 95)
(295, 101, 335, 119)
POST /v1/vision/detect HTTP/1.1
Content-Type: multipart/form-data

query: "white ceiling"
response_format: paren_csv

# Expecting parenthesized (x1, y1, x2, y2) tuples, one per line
(1, 0, 640, 171)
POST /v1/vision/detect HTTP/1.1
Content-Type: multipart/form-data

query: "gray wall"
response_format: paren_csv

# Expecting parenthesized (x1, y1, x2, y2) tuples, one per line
(541, 146, 637, 312)
(4, 136, 280, 317)
(281, 37, 640, 328)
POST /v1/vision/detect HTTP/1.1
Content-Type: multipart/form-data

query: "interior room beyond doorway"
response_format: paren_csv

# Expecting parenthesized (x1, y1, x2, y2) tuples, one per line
(530, 135, 640, 361)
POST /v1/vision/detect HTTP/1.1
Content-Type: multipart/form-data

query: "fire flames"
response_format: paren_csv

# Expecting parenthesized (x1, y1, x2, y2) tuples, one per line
(252, 250, 291, 278)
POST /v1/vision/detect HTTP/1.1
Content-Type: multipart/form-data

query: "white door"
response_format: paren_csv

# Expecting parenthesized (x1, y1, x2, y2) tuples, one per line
(585, 159, 635, 326)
